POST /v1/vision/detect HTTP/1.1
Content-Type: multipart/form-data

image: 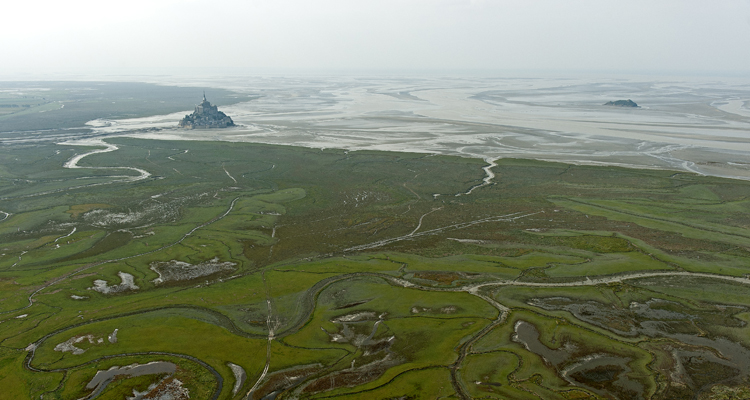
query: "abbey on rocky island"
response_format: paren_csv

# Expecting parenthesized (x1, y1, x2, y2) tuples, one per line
(178, 93, 235, 129)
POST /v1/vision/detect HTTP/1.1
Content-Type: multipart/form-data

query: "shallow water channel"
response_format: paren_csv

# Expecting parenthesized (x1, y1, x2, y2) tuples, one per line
(530, 296, 750, 391)
(513, 320, 644, 399)
(83, 361, 176, 399)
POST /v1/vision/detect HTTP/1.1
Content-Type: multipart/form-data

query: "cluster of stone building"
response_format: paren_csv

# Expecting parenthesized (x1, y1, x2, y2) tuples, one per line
(178, 93, 235, 129)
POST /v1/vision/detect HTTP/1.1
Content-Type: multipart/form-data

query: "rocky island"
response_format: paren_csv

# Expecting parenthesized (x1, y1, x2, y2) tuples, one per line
(178, 93, 234, 129)
(604, 99, 638, 107)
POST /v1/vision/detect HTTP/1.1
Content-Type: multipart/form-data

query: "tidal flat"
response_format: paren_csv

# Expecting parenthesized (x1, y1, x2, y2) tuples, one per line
(1, 78, 750, 399)
(61, 75, 750, 181)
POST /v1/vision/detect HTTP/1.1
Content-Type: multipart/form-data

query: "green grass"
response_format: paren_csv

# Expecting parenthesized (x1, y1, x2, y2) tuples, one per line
(0, 81, 246, 133)
(323, 367, 455, 399)
(0, 348, 63, 400)
(1, 131, 750, 399)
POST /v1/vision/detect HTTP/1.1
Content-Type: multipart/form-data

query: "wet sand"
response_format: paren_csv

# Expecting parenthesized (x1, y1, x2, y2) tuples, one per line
(9, 75, 750, 181)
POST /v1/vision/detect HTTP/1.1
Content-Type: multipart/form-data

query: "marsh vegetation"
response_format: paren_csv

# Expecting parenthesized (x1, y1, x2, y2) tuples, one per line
(2, 81, 750, 399)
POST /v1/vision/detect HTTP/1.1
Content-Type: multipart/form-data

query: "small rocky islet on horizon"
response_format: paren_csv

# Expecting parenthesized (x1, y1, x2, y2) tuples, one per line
(178, 93, 235, 129)
(604, 99, 638, 107)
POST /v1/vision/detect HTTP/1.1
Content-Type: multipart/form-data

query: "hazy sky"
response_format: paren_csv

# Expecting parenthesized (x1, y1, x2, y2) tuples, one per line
(3, 0, 750, 77)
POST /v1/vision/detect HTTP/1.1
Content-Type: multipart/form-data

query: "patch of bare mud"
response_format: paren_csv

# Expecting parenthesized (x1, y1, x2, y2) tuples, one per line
(332, 312, 377, 323)
(55, 328, 119, 356)
(139, 378, 189, 400)
(83, 206, 174, 228)
(295, 311, 398, 395)
(80, 361, 182, 400)
(89, 271, 139, 294)
(699, 384, 750, 400)
(150, 257, 236, 285)
(54, 334, 96, 355)
(108, 328, 118, 343)
(227, 362, 246, 397)
(251, 365, 322, 400)
(410, 305, 458, 314)
(82, 193, 209, 229)
(87, 362, 176, 390)
(411, 271, 464, 285)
